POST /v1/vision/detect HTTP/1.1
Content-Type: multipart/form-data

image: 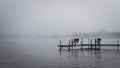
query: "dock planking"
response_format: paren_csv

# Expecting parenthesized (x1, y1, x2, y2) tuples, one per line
(58, 44, 120, 47)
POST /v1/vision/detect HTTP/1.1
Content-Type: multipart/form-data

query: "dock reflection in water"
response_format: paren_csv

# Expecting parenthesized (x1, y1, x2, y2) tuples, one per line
(58, 49, 120, 68)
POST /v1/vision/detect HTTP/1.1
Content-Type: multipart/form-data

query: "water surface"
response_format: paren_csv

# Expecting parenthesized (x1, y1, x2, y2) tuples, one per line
(0, 39, 120, 68)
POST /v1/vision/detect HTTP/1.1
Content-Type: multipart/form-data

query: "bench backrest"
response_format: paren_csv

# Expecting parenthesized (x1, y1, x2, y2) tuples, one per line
(74, 38, 79, 43)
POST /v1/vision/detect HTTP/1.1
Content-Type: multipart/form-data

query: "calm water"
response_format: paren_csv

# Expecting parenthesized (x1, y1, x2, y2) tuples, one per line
(0, 39, 120, 68)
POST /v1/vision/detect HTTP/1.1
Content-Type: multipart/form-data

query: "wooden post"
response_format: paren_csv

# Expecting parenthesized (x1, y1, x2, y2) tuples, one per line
(117, 40, 119, 50)
(88, 38, 89, 49)
(90, 39, 92, 50)
(94, 39, 97, 50)
(68, 40, 70, 51)
(81, 38, 83, 50)
(71, 39, 74, 50)
(69, 40, 70, 45)
(60, 40, 62, 50)
(98, 40, 101, 50)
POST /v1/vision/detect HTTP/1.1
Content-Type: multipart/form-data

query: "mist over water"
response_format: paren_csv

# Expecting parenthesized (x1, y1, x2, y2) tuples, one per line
(0, 0, 120, 35)
(0, 0, 120, 68)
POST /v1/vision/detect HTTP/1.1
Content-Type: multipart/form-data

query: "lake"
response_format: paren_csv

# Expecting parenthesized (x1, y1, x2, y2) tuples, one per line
(0, 38, 120, 68)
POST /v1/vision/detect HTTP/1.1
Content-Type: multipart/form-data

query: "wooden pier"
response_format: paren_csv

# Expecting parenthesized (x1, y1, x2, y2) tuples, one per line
(58, 38, 120, 51)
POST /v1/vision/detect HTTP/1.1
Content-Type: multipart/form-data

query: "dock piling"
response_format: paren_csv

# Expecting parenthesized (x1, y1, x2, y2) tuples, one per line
(81, 39, 83, 50)
(68, 40, 70, 51)
(88, 38, 89, 49)
(60, 40, 62, 50)
(117, 40, 119, 50)
(71, 39, 74, 50)
(90, 39, 93, 50)
(94, 39, 97, 50)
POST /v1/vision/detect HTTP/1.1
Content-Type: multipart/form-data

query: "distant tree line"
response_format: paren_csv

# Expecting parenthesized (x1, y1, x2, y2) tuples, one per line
(71, 31, 120, 39)
(0, 31, 120, 39)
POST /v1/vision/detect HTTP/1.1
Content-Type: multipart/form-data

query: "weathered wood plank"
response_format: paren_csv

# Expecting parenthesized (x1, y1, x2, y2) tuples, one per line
(58, 44, 120, 47)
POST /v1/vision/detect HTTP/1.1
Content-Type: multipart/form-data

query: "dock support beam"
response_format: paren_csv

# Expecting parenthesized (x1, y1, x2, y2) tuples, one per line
(94, 39, 97, 50)
(81, 39, 83, 50)
(117, 40, 119, 50)
(68, 40, 70, 51)
(60, 40, 62, 50)
(88, 38, 89, 49)
(98, 41, 101, 50)
(71, 39, 74, 50)
(90, 39, 93, 50)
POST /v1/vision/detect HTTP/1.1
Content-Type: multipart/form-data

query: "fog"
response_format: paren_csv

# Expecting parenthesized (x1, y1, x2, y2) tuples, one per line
(0, 0, 120, 35)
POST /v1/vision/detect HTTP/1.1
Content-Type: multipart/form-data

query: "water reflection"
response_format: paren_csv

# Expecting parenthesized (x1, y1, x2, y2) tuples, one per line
(58, 49, 120, 68)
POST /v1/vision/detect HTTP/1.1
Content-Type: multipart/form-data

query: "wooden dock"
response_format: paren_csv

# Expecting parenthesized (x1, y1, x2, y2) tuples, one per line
(58, 38, 120, 51)
(58, 44, 120, 47)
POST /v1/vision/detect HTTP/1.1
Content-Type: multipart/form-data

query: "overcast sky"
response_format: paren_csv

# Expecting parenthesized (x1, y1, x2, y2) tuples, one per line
(0, 0, 120, 35)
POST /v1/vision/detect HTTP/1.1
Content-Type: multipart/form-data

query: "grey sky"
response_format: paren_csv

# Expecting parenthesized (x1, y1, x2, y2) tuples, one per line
(0, 0, 120, 35)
